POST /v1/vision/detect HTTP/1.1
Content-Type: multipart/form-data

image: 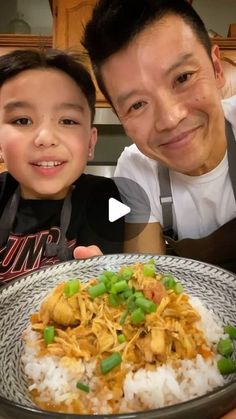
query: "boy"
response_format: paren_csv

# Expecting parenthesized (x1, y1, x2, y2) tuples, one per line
(0, 49, 123, 283)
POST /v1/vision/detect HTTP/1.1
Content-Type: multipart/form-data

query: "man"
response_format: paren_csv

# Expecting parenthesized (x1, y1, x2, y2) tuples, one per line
(83, 0, 236, 274)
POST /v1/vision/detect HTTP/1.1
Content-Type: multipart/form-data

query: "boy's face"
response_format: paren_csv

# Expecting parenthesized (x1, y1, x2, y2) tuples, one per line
(0, 68, 97, 199)
(101, 14, 226, 176)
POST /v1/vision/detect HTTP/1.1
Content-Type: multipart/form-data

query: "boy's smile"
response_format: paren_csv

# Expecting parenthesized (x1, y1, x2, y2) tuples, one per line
(0, 68, 97, 199)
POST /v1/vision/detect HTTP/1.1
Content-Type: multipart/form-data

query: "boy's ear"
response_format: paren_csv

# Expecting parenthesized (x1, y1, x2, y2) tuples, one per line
(88, 127, 97, 160)
(211, 44, 225, 89)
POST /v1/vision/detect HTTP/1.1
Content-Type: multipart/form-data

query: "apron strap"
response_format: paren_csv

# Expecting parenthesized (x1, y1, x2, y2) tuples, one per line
(225, 118, 236, 202)
(158, 118, 236, 233)
(45, 186, 74, 261)
(0, 185, 74, 262)
(158, 164, 173, 233)
(0, 186, 20, 246)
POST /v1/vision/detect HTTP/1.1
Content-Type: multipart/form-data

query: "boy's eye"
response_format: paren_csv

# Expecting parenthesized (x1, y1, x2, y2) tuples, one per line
(130, 101, 145, 112)
(12, 117, 32, 125)
(60, 118, 78, 125)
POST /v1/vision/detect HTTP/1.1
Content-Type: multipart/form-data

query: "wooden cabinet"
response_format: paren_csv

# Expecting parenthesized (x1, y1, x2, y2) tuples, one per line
(217, 38, 236, 62)
(0, 34, 52, 56)
(52, 0, 106, 106)
(52, 0, 95, 51)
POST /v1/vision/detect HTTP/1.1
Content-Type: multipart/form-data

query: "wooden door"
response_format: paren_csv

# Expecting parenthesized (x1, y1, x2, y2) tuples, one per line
(52, 0, 106, 105)
(53, 0, 95, 51)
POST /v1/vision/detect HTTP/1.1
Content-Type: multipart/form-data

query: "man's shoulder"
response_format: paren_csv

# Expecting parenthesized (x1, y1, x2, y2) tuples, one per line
(117, 144, 158, 167)
(222, 95, 236, 123)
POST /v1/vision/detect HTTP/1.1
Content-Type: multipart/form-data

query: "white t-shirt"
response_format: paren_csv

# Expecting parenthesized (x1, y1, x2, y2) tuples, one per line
(114, 96, 236, 240)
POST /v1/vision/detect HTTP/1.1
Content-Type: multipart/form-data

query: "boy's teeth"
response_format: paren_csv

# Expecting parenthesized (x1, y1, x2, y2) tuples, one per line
(37, 161, 61, 167)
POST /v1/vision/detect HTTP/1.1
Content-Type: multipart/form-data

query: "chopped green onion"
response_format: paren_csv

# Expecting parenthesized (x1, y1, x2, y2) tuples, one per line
(131, 307, 145, 324)
(174, 282, 184, 294)
(162, 274, 176, 290)
(108, 294, 120, 307)
(112, 280, 129, 293)
(143, 263, 155, 277)
(119, 307, 129, 325)
(119, 295, 136, 325)
(127, 294, 136, 311)
(64, 279, 80, 297)
(134, 291, 144, 299)
(43, 325, 55, 345)
(88, 282, 106, 298)
(217, 338, 234, 357)
(121, 267, 134, 281)
(224, 324, 236, 339)
(100, 352, 122, 374)
(103, 270, 116, 280)
(217, 358, 236, 375)
(76, 382, 90, 392)
(135, 297, 157, 313)
(110, 274, 120, 284)
(117, 333, 126, 344)
(98, 273, 108, 283)
(121, 288, 133, 299)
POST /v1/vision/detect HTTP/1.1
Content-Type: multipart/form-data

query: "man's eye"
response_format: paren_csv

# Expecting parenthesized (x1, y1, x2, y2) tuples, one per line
(60, 118, 78, 125)
(13, 117, 31, 125)
(176, 73, 192, 84)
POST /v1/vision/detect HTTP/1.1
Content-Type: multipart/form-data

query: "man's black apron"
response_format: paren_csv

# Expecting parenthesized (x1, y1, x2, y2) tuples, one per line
(158, 119, 236, 273)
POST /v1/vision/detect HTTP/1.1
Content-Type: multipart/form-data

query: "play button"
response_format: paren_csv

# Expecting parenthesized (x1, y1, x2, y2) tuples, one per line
(84, 175, 151, 243)
(109, 198, 130, 222)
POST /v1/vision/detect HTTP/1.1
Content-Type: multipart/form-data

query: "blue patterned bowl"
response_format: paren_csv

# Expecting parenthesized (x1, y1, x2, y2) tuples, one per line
(0, 254, 236, 419)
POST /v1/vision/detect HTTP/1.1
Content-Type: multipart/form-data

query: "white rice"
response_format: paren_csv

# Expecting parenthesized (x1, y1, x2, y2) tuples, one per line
(122, 354, 223, 410)
(22, 296, 225, 414)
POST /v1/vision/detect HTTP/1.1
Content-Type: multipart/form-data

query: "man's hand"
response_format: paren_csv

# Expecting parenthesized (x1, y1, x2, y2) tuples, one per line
(73, 245, 103, 259)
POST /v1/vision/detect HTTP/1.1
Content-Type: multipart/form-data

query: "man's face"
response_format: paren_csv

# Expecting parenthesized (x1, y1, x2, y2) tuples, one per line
(0, 68, 97, 199)
(101, 14, 226, 175)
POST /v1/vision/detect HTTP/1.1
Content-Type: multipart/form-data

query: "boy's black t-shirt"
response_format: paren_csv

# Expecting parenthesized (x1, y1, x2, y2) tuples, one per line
(0, 172, 124, 284)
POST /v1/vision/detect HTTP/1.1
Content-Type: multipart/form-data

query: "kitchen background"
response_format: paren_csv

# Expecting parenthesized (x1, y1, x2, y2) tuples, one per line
(1, 0, 236, 36)
(0, 0, 236, 176)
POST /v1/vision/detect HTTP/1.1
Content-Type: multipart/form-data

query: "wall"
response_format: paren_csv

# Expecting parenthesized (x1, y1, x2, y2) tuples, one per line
(0, 0, 52, 35)
(17, 0, 52, 35)
(0, 0, 17, 33)
(192, 0, 236, 36)
(92, 125, 131, 164)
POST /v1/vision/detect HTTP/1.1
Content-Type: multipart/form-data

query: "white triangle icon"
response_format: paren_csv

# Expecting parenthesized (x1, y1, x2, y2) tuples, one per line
(109, 198, 131, 222)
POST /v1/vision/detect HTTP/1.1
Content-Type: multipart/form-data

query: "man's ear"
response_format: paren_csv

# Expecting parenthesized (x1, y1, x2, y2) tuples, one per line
(88, 127, 98, 160)
(0, 146, 4, 163)
(211, 44, 226, 89)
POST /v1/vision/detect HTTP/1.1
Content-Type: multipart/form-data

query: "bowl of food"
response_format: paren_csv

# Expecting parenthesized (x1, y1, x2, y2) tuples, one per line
(0, 254, 236, 419)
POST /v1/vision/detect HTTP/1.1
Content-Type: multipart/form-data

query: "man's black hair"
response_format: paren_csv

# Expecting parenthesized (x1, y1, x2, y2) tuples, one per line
(83, 0, 212, 104)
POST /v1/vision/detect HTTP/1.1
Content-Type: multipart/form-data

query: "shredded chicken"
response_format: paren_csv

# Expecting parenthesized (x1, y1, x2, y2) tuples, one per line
(31, 262, 212, 369)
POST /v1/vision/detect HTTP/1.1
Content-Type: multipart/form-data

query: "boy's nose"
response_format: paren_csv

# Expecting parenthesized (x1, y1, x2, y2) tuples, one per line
(34, 127, 59, 147)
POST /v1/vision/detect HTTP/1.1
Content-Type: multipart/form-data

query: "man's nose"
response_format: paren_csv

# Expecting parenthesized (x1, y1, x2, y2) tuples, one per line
(154, 94, 187, 132)
(34, 126, 59, 148)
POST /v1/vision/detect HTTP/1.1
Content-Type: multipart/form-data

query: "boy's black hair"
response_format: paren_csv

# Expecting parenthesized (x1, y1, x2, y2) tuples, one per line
(0, 49, 96, 122)
(83, 0, 212, 104)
